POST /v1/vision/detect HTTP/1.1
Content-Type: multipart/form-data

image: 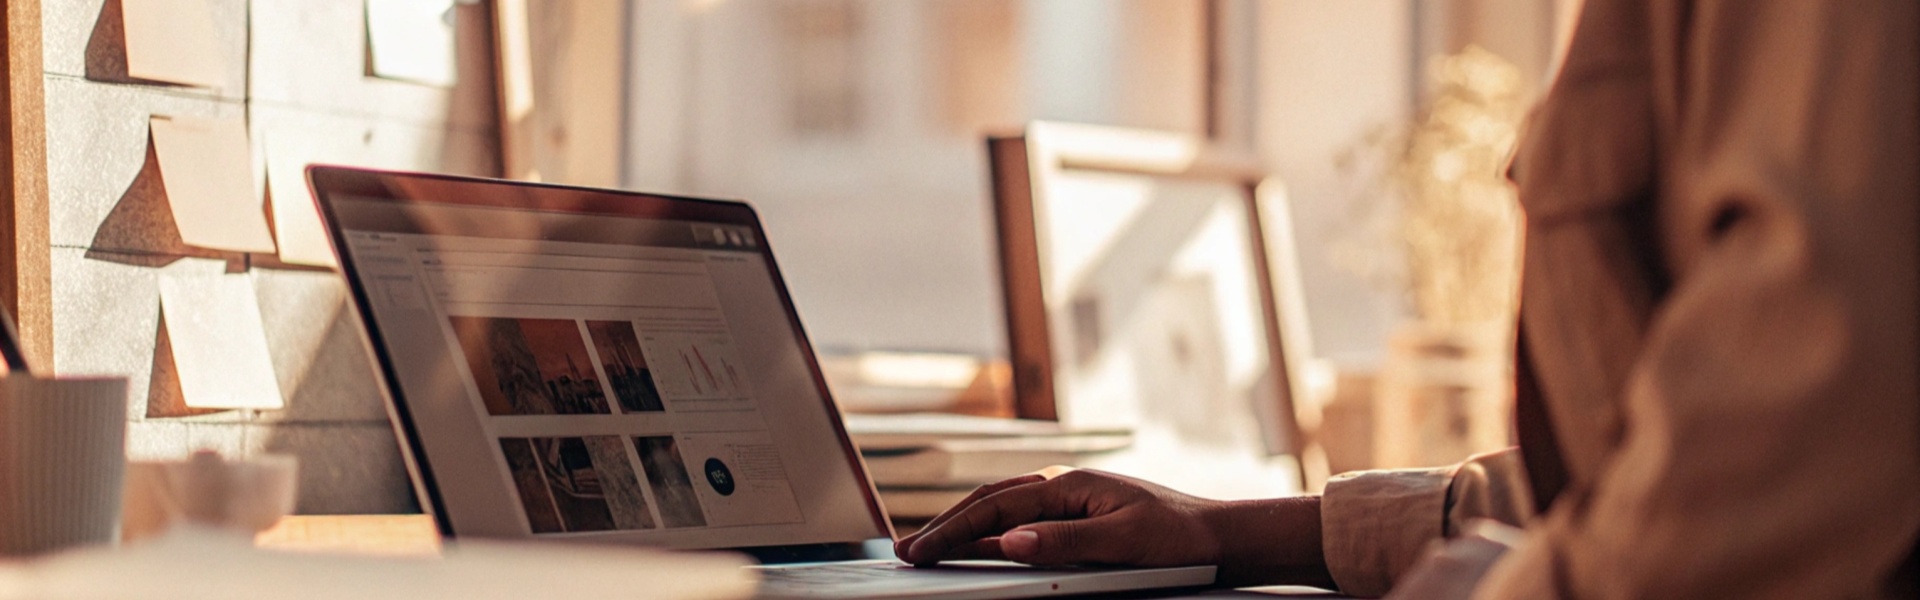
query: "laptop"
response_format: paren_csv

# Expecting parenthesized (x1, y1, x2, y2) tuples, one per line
(306, 166, 1217, 599)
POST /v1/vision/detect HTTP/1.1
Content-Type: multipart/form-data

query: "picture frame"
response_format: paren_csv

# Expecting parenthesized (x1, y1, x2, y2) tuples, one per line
(987, 122, 1314, 466)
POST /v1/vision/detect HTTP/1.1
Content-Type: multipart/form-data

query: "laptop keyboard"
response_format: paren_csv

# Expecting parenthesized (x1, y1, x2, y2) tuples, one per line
(751, 559, 1218, 599)
(757, 561, 926, 585)
(751, 559, 1142, 599)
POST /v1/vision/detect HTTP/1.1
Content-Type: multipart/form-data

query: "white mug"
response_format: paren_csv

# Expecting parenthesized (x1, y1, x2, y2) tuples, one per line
(0, 376, 130, 556)
(122, 451, 299, 541)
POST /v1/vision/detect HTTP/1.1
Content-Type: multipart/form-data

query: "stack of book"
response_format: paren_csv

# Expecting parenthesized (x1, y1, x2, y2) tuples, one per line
(841, 413, 1132, 522)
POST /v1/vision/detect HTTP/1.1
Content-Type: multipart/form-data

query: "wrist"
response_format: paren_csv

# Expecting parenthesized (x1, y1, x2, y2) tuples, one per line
(1201, 496, 1334, 588)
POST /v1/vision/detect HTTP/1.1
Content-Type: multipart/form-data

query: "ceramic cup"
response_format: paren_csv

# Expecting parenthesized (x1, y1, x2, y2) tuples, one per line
(122, 450, 299, 541)
(0, 376, 130, 556)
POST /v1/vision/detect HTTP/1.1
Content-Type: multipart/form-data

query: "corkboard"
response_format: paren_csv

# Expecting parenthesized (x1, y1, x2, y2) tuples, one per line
(16, 0, 502, 514)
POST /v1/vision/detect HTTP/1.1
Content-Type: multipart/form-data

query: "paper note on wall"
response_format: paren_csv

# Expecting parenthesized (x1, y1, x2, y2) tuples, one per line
(157, 267, 286, 410)
(148, 116, 277, 253)
(264, 137, 338, 268)
(121, 0, 228, 89)
(366, 0, 459, 87)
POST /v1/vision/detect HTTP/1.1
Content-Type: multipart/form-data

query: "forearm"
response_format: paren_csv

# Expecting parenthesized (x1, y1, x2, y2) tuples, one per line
(1202, 496, 1334, 588)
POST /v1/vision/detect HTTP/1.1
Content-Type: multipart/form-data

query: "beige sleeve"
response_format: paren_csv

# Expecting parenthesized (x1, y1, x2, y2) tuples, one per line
(1475, 2, 1920, 598)
(1322, 449, 1535, 597)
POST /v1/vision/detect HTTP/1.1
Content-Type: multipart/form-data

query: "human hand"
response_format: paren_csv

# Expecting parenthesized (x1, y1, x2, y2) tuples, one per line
(894, 468, 1226, 568)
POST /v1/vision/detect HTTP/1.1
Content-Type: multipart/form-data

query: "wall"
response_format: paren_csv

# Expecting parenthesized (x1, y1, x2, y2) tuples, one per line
(1255, 0, 1416, 366)
(38, 0, 498, 513)
(623, 0, 1573, 369)
(1257, 0, 1577, 365)
(625, 0, 1214, 359)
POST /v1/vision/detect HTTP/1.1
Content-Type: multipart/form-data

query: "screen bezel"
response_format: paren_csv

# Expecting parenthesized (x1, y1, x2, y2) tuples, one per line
(306, 165, 895, 555)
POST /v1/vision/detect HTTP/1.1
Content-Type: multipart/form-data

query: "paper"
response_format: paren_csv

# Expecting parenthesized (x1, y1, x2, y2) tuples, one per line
(366, 0, 459, 87)
(121, 0, 229, 89)
(147, 116, 277, 253)
(157, 266, 286, 410)
(264, 137, 337, 268)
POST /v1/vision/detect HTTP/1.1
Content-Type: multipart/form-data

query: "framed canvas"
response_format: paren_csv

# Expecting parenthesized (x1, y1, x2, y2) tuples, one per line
(988, 122, 1314, 465)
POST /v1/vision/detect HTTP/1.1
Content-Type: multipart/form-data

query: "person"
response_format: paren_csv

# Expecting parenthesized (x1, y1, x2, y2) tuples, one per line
(895, 1, 1920, 596)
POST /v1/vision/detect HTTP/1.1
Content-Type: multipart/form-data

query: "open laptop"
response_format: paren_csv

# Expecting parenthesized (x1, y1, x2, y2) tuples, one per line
(307, 166, 1217, 599)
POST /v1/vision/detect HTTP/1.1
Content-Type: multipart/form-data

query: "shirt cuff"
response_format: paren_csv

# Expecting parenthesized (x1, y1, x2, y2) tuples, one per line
(1470, 529, 1558, 599)
(1321, 467, 1454, 597)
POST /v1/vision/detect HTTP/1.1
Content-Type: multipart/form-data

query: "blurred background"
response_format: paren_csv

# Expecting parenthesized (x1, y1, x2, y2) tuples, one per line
(612, 0, 1583, 506)
(5, 0, 1581, 516)
(618, 0, 1575, 369)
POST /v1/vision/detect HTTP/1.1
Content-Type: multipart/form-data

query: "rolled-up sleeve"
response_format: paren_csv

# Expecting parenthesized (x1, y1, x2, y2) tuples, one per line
(1323, 449, 1535, 597)
(1472, 1, 1920, 598)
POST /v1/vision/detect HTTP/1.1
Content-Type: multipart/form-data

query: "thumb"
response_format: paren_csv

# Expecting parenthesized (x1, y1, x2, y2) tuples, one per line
(998, 515, 1134, 566)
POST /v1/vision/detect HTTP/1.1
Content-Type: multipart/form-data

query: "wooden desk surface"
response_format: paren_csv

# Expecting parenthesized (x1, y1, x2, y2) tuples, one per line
(253, 514, 441, 557)
(249, 515, 1346, 598)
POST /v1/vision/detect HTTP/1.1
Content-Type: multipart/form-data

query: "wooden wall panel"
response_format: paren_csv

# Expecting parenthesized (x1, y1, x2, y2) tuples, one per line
(4, 0, 53, 370)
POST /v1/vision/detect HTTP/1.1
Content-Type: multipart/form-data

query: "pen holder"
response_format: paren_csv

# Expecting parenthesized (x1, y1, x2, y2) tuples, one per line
(0, 376, 130, 556)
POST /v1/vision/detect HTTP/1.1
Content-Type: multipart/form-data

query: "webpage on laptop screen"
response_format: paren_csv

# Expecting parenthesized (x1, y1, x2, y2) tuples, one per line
(335, 198, 881, 549)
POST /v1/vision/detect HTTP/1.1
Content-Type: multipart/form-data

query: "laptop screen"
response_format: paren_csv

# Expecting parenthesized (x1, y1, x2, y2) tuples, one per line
(312, 167, 889, 550)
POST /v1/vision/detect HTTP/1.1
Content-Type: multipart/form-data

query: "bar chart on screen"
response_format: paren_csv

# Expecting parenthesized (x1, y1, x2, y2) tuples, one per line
(639, 331, 752, 402)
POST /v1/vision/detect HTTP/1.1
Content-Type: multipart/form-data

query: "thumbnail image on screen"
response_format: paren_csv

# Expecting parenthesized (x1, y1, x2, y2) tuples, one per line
(451, 317, 612, 416)
(499, 436, 657, 533)
(634, 436, 708, 528)
(585, 320, 666, 412)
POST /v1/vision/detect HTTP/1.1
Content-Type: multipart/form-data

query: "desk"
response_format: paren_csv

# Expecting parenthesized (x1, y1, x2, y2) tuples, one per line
(254, 514, 440, 556)
(252, 515, 1349, 598)
(1170, 590, 1346, 599)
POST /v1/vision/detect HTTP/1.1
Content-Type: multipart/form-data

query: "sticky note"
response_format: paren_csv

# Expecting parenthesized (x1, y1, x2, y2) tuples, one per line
(157, 266, 286, 410)
(366, 0, 459, 87)
(121, 0, 228, 89)
(264, 136, 338, 268)
(148, 116, 277, 254)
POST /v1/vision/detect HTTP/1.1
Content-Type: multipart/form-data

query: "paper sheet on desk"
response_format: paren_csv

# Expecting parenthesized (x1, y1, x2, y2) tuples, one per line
(0, 530, 757, 600)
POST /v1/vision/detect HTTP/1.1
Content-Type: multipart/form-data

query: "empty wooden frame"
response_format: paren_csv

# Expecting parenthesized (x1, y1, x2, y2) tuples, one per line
(988, 122, 1313, 462)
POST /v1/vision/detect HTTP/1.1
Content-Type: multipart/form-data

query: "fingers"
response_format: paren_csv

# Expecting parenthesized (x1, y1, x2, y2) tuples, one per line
(900, 478, 1089, 565)
(997, 514, 1138, 566)
(920, 474, 1046, 534)
(894, 474, 1045, 557)
(925, 537, 1008, 562)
